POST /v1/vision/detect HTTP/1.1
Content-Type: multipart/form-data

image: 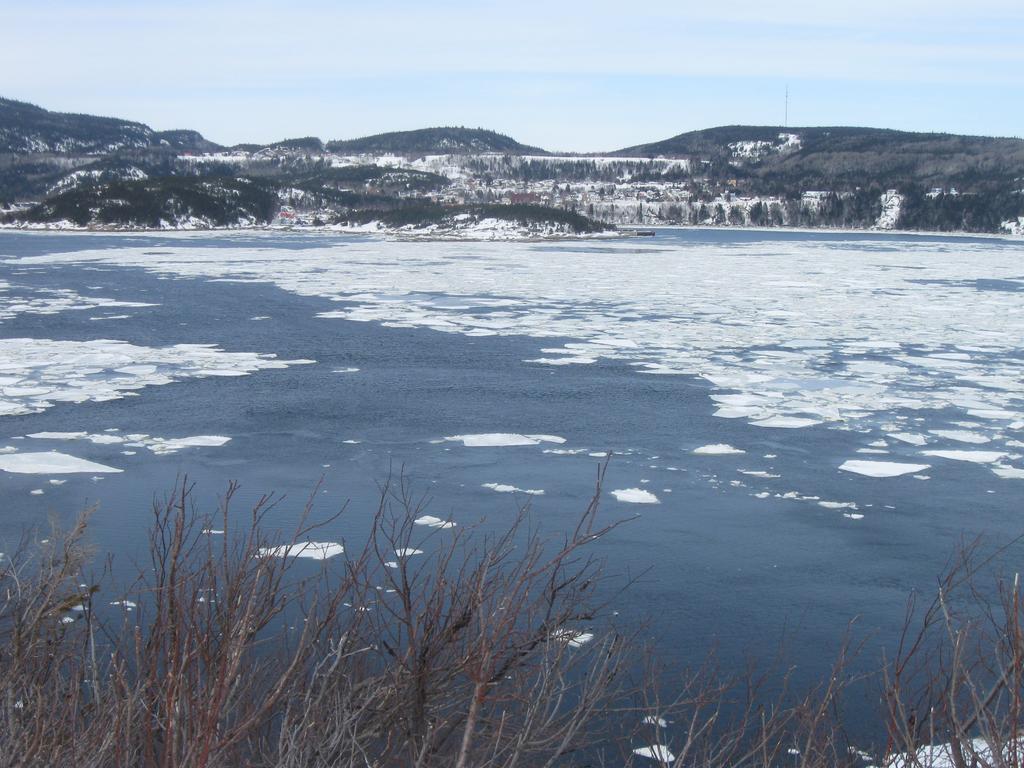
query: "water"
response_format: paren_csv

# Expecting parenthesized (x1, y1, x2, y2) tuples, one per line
(1, 228, 1022, 733)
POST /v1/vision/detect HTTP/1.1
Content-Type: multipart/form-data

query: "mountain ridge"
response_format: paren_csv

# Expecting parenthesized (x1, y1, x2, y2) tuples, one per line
(5, 96, 1022, 161)
(325, 127, 547, 156)
(613, 124, 1024, 157)
(2, 96, 1023, 235)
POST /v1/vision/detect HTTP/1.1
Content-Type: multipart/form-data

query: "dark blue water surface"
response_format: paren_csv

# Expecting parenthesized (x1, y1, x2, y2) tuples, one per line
(1, 229, 1022, 737)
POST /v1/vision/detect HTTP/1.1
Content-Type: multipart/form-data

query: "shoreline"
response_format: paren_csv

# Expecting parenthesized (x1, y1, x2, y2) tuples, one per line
(0, 221, 1020, 243)
(641, 223, 1024, 242)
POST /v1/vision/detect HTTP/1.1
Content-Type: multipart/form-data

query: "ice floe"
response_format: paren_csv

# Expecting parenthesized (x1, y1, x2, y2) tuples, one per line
(550, 628, 594, 648)
(0, 451, 122, 474)
(872, 737, 999, 768)
(27, 431, 231, 455)
(839, 460, 931, 478)
(144, 436, 231, 454)
(750, 416, 822, 429)
(633, 745, 676, 762)
(481, 483, 544, 495)
(258, 541, 344, 560)
(0, 338, 311, 417)
(693, 443, 745, 455)
(922, 450, 1005, 464)
(413, 515, 456, 529)
(887, 432, 929, 446)
(611, 488, 660, 504)
(0, 280, 156, 323)
(929, 429, 991, 444)
(444, 433, 565, 447)
(992, 465, 1024, 479)
(779, 491, 820, 501)
(13, 235, 1024, 449)
(641, 715, 669, 728)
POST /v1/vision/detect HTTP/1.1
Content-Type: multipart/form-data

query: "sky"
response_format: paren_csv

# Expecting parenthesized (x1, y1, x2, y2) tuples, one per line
(4, 0, 1023, 151)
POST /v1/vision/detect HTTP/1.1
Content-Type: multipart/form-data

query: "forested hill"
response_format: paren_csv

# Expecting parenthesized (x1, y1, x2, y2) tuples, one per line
(325, 127, 547, 156)
(2, 96, 1023, 234)
(615, 125, 1024, 190)
(0, 97, 219, 154)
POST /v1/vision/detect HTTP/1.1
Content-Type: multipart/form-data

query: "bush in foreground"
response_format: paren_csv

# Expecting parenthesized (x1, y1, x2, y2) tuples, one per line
(0, 473, 1022, 768)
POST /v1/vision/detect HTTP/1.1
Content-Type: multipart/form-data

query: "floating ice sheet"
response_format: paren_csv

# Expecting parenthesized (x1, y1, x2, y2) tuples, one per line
(611, 488, 660, 504)
(0, 280, 156, 323)
(0, 451, 122, 474)
(874, 737, 996, 768)
(750, 416, 822, 429)
(633, 745, 676, 762)
(14, 235, 1024, 443)
(145, 436, 231, 454)
(922, 450, 1006, 463)
(693, 444, 745, 455)
(259, 541, 344, 560)
(444, 433, 565, 447)
(887, 432, 929, 446)
(992, 465, 1024, 479)
(0, 338, 311, 417)
(839, 460, 931, 478)
(27, 431, 231, 455)
(929, 430, 991, 444)
(550, 628, 594, 648)
(482, 483, 545, 495)
(413, 515, 456, 529)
